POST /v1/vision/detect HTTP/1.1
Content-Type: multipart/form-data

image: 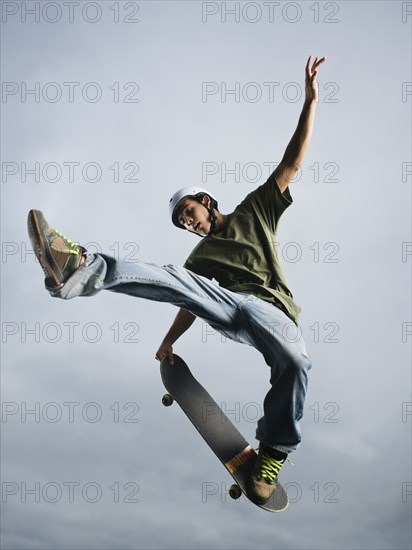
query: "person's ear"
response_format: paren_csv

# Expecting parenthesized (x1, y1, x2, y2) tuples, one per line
(202, 195, 212, 208)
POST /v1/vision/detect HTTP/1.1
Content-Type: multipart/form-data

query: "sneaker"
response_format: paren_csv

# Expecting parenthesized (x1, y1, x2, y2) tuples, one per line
(27, 209, 85, 288)
(248, 444, 287, 504)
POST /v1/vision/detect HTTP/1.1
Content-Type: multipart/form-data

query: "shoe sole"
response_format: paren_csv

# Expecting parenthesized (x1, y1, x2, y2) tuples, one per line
(27, 209, 61, 287)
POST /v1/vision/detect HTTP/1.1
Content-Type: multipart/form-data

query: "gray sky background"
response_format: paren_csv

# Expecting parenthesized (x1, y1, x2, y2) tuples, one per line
(1, 1, 411, 549)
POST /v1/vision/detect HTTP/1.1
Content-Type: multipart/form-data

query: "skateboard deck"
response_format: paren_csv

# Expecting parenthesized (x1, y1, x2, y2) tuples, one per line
(160, 354, 288, 512)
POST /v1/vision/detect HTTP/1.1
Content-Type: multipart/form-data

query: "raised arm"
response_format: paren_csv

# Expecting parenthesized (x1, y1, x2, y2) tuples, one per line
(155, 308, 196, 365)
(274, 55, 326, 194)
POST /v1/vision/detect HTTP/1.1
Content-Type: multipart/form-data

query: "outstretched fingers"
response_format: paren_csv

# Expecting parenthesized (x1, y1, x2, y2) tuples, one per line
(308, 54, 326, 73)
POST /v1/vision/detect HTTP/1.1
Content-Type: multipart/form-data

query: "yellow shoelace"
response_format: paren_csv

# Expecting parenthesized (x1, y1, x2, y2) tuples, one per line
(54, 230, 80, 254)
(260, 454, 286, 483)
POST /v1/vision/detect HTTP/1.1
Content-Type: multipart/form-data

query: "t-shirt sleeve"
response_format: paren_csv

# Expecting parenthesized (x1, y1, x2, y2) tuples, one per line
(238, 172, 293, 233)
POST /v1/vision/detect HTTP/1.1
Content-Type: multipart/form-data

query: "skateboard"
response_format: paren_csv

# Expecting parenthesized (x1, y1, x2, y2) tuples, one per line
(160, 354, 289, 512)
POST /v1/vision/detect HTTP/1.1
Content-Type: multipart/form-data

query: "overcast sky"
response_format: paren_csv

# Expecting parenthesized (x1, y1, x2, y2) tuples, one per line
(1, 1, 411, 549)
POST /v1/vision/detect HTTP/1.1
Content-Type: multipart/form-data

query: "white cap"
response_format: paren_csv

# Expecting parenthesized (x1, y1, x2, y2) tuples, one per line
(169, 186, 217, 228)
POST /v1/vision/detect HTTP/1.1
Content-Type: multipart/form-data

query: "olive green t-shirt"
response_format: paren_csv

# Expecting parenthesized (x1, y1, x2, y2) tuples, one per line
(183, 173, 301, 324)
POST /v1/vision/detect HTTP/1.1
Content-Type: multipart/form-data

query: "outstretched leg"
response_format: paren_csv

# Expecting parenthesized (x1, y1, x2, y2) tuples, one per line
(28, 209, 244, 340)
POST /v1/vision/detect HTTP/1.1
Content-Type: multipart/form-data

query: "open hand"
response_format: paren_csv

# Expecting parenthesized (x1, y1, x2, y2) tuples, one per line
(305, 55, 326, 103)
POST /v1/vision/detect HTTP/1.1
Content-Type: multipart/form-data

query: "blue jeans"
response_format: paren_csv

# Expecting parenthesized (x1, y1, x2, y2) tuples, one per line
(50, 253, 312, 454)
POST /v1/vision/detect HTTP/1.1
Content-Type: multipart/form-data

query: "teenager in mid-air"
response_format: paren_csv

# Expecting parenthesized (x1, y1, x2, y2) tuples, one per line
(27, 55, 326, 505)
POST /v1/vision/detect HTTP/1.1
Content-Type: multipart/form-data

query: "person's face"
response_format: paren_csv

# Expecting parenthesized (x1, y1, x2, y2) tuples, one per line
(176, 197, 211, 236)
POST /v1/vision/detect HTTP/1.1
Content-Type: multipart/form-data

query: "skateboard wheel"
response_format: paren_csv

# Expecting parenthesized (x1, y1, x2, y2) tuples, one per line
(229, 484, 242, 500)
(162, 394, 174, 407)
